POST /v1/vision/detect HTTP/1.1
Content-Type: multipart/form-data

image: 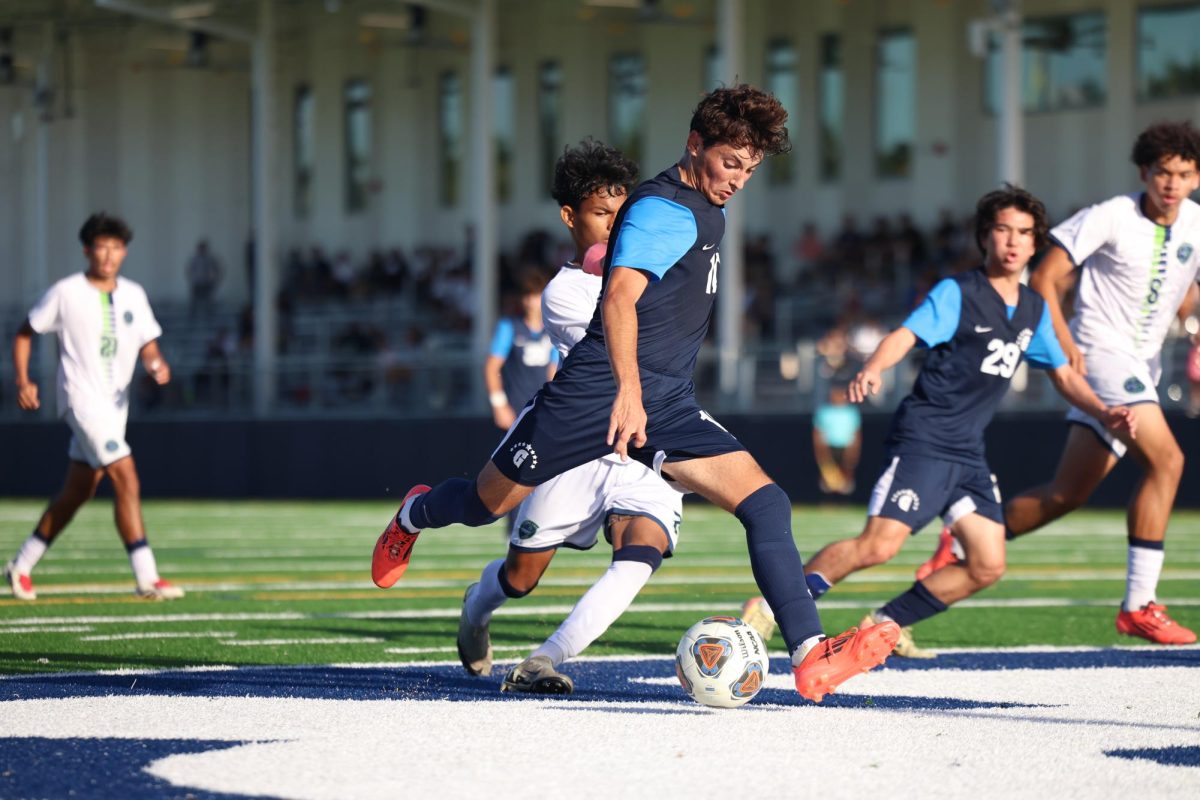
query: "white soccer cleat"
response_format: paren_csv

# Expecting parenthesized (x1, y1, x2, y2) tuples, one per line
(501, 656, 574, 695)
(5, 561, 36, 601)
(136, 579, 185, 600)
(740, 596, 776, 642)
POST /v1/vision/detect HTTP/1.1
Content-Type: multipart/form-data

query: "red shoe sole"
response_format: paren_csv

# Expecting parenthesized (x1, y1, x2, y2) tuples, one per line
(371, 484, 430, 588)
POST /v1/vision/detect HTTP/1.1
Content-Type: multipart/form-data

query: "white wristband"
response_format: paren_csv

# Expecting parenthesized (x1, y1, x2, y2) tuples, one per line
(489, 390, 509, 408)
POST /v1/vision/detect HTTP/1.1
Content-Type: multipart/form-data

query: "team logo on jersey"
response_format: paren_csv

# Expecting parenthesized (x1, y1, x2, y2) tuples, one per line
(123, 311, 134, 324)
(105, 440, 119, 452)
(509, 441, 538, 470)
(1178, 243, 1194, 263)
(890, 489, 920, 513)
(517, 519, 539, 540)
(1124, 377, 1146, 394)
(1015, 328, 1033, 352)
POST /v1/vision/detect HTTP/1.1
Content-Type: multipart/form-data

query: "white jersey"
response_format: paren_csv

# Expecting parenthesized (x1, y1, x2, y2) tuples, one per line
(27, 273, 162, 417)
(542, 262, 601, 358)
(1051, 194, 1200, 367)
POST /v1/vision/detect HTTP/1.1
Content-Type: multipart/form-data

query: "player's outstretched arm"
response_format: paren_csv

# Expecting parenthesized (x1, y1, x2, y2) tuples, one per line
(1048, 364, 1136, 439)
(603, 266, 650, 460)
(1031, 246, 1085, 375)
(12, 320, 39, 411)
(849, 327, 917, 403)
(139, 339, 171, 386)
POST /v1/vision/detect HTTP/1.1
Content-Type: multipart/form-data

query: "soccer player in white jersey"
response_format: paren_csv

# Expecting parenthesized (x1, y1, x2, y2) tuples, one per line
(918, 122, 1200, 644)
(453, 139, 686, 694)
(4, 213, 184, 601)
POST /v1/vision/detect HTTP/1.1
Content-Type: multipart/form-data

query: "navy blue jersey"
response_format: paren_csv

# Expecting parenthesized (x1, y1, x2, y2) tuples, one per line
(490, 317, 558, 408)
(582, 167, 726, 378)
(887, 267, 1067, 464)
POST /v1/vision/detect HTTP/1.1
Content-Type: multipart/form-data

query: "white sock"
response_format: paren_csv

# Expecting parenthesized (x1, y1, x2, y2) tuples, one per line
(13, 533, 49, 574)
(950, 538, 965, 560)
(790, 634, 826, 667)
(1124, 543, 1165, 611)
(128, 542, 161, 588)
(531, 560, 653, 667)
(465, 558, 509, 626)
(398, 494, 421, 533)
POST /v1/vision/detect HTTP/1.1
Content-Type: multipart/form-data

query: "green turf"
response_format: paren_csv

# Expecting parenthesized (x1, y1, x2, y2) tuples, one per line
(0, 500, 1196, 675)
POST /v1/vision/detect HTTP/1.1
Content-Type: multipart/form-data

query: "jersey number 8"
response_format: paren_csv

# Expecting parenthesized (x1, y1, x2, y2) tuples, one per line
(980, 338, 1020, 379)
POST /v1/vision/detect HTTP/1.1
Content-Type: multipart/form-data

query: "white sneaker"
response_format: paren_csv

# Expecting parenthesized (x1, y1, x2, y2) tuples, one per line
(136, 579, 185, 600)
(5, 561, 36, 601)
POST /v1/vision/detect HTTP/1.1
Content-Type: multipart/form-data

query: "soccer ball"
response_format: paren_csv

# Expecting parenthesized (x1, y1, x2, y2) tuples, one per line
(675, 616, 769, 708)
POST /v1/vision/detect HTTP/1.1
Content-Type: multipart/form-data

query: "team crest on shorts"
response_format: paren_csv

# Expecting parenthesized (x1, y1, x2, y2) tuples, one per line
(890, 488, 920, 513)
(517, 520, 539, 540)
(1178, 243, 1194, 263)
(124, 311, 134, 324)
(509, 441, 538, 470)
(1124, 376, 1146, 394)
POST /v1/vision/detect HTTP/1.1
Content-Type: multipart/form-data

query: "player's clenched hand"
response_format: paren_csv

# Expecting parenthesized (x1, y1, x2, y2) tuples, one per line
(493, 404, 516, 431)
(849, 369, 882, 404)
(146, 358, 171, 385)
(1103, 406, 1137, 439)
(16, 380, 39, 411)
(607, 389, 647, 462)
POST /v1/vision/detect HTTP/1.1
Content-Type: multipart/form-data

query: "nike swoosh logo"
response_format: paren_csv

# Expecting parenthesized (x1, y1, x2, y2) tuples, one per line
(974, 325, 993, 333)
(702, 243, 717, 250)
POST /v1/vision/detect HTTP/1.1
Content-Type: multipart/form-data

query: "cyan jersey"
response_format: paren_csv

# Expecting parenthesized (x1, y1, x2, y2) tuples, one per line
(582, 167, 726, 378)
(887, 267, 1067, 464)
(490, 317, 558, 408)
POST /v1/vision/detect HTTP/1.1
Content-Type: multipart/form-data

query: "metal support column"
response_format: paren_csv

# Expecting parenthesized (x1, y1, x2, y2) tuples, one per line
(717, 0, 745, 403)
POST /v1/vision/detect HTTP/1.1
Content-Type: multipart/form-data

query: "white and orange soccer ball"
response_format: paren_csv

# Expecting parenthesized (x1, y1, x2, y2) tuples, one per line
(675, 616, 769, 708)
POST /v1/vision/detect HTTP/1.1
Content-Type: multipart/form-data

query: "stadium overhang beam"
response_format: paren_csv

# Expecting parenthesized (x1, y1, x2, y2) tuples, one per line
(94, 0, 278, 416)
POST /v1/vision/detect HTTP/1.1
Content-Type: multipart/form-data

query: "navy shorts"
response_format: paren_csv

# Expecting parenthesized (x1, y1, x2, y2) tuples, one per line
(491, 338, 746, 486)
(866, 451, 1003, 532)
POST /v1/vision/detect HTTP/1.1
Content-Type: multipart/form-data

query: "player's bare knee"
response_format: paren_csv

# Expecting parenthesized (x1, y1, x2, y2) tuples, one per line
(967, 559, 1005, 588)
(501, 553, 545, 595)
(858, 537, 901, 568)
(1153, 444, 1185, 484)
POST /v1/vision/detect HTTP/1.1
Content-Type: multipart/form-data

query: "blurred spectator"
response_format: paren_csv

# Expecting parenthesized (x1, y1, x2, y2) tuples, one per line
(1188, 332, 1200, 418)
(186, 240, 222, 316)
(792, 222, 824, 283)
(484, 268, 559, 431)
(813, 381, 862, 496)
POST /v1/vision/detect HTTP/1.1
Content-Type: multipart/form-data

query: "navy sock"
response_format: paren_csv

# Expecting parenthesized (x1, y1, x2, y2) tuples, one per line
(805, 572, 832, 600)
(124, 539, 149, 554)
(497, 564, 534, 598)
(410, 478, 501, 529)
(735, 483, 823, 653)
(878, 580, 948, 627)
(32, 530, 52, 547)
(1128, 535, 1164, 551)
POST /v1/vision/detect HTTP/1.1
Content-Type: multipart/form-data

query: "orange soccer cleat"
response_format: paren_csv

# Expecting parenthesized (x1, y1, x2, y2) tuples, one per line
(915, 526, 960, 581)
(1115, 603, 1197, 645)
(372, 484, 431, 588)
(793, 621, 900, 703)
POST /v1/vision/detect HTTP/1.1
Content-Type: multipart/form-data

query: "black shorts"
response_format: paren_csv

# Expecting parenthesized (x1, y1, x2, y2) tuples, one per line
(490, 338, 746, 486)
(866, 451, 1003, 532)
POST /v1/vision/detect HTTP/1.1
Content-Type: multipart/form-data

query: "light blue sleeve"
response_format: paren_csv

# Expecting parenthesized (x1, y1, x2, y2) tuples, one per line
(550, 347, 561, 367)
(609, 196, 698, 280)
(488, 318, 514, 358)
(901, 279, 962, 347)
(1024, 303, 1068, 370)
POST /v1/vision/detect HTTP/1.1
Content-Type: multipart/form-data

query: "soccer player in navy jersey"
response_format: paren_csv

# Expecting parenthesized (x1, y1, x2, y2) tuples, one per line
(372, 84, 900, 702)
(794, 186, 1136, 658)
(484, 268, 558, 432)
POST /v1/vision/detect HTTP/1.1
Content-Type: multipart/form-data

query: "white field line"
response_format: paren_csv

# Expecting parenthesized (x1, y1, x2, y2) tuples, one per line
(79, 631, 238, 642)
(0, 625, 94, 635)
(21, 568, 1200, 596)
(220, 637, 384, 646)
(4, 596, 1200, 631)
(382, 645, 531, 655)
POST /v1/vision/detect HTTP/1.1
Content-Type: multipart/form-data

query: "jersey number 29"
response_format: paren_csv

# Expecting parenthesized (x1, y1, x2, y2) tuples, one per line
(980, 338, 1019, 379)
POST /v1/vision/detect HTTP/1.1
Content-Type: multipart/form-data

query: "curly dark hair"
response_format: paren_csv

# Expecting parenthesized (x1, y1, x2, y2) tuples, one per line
(1131, 121, 1200, 169)
(78, 212, 133, 247)
(689, 84, 791, 158)
(974, 183, 1049, 253)
(551, 138, 639, 210)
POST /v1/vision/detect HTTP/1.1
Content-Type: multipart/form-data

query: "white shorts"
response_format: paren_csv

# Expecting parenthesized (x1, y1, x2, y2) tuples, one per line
(510, 456, 685, 555)
(64, 406, 131, 468)
(1064, 349, 1158, 458)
